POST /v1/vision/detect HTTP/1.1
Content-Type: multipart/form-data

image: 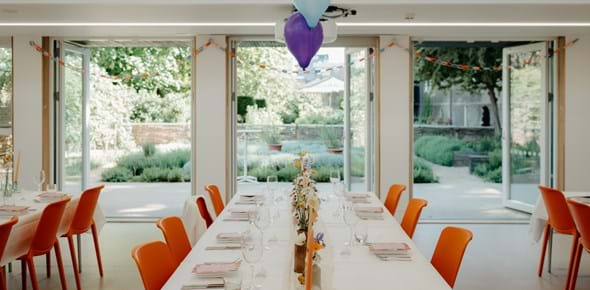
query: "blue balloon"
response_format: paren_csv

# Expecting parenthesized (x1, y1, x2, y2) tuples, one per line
(293, 0, 330, 28)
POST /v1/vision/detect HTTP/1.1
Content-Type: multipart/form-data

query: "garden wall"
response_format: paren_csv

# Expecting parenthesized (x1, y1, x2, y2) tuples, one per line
(129, 123, 190, 145)
(414, 125, 496, 140)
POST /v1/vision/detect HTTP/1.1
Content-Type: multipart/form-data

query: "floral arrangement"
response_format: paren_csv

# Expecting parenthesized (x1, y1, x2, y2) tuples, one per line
(291, 152, 320, 235)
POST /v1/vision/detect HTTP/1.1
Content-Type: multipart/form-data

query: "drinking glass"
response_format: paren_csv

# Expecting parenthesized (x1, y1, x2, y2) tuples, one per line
(254, 206, 272, 251)
(329, 169, 340, 197)
(241, 230, 264, 290)
(354, 221, 369, 246)
(37, 170, 46, 192)
(341, 203, 359, 256)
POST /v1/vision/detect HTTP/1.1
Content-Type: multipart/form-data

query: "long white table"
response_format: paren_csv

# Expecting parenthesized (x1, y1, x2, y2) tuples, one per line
(0, 190, 105, 266)
(163, 191, 451, 290)
(529, 191, 588, 242)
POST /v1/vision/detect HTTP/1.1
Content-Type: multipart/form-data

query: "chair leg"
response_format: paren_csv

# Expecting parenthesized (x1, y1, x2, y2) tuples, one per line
(54, 241, 68, 290)
(538, 224, 551, 277)
(565, 233, 579, 290)
(26, 257, 39, 290)
(67, 235, 82, 290)
(46, 253, 51, 278)
(21, 259, 26, 290)
(569, 242, 582, 290)
(91, 223, 104, 277)
(1, 266, 6, 290)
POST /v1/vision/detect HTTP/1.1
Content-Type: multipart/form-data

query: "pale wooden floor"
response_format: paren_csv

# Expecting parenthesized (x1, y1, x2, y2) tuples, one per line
(5, 223, 590, 290)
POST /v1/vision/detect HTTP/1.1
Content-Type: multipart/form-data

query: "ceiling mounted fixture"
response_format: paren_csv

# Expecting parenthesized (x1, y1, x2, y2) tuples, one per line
(275, 5, 353, 44)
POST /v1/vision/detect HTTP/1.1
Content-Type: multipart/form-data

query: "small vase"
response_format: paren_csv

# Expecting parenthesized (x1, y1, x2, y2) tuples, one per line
(294, 243, 306, 274)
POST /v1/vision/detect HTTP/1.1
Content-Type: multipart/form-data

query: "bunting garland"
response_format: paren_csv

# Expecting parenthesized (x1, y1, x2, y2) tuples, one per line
(28, 37, 579, 81)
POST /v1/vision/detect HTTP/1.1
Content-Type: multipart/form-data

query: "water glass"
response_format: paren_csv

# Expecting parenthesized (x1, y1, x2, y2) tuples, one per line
(329, 169, 340, 196)
(254, 206, 272, 250)
(241, 230, 264, 290)
(341, 204, 359, 256)
(354, 221, 368, 246)
(37, 170, 46, 191)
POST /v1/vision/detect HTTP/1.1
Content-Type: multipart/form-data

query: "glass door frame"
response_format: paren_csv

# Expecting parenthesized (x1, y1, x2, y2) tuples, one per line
(501, 41, 554, 213)
(55, 40, 91, 193)
(228, 36, 378, 196)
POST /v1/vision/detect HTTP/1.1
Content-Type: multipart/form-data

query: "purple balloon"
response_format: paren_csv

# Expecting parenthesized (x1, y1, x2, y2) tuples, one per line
(284, 12, 324, 70)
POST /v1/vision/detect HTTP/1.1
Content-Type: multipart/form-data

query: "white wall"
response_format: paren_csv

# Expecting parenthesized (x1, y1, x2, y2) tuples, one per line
(378, 35, 412, 219)
(565, 35, 590, 191)
(12, 36, 43, 190)
(194, 35, 228, 201)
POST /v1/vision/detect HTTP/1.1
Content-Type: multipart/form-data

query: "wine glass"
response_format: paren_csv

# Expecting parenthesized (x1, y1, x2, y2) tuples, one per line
(330, 169, 340, 198)
(37, 170, 46, 192)
(354, 221, 369, 246)
(341, 203, 359, 256)
(241, 230, 264, 290)
(254, 206, 272, 251)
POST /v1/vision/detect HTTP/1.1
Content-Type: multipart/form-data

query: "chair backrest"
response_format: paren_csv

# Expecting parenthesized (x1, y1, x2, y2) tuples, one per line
(431, 226, 473, 288)
(156, 216, 192, 266)
(70, 185, 104, 233)
(384, 184, 406, 216)
(0, 216, 18, 260)
(131, 241, 176, 290)
(31, 198, 71, 254)
(539, 186, 577, 233)
(567, 199, 590, 251)
(196, 196, 213, 228)
(204, 185, 225, 216)
(401, 198, 428, 238)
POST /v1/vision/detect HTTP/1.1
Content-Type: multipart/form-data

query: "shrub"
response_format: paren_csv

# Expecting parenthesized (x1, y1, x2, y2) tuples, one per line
(142, 143, 157, 157)
(278, 165, 299, 182)
(101, 167, 132, 182)
(167, 168, 185, 182)
(415, 135, 468, 166)
(249, 166, 278, 182)
(142, 167, 168, 182)
(312, 167, 342, 182)
(413, 158, 439, 183)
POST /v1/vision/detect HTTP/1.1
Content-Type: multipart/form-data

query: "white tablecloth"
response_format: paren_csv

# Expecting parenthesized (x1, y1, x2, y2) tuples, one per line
(529, 191, 588, 242)
(163, 191, 451, 290)
(0, 191, 105, 266)
(180, 196, 208, 246)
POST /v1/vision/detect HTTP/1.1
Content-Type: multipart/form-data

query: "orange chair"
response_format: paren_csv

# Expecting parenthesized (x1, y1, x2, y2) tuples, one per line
(400, 198, 428, 239)
(384, 184, 406, 216)
(431, 226, 473, 288)
(538, 186, 579, 290)
(566, 199, 590, 290)
(131, 241, 176, 290)
(0, 217, 17, 290)
(61, 185, 105, 290)
(204, 185, 225, 216)
(196, 196, 214, 228)
(156, 216, 191, 266)
(19, 198, 71, 290)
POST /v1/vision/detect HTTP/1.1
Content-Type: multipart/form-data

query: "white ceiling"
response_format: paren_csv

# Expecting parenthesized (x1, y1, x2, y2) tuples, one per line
(0, 2, 589, 37)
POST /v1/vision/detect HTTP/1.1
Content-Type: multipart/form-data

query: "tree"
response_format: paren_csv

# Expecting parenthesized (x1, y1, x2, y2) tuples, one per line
(414, 46, 503, 133)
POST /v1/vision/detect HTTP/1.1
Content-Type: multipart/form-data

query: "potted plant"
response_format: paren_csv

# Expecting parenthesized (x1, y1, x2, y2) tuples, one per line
(321, 128, 343, 154)
(262, 126, 282, 151)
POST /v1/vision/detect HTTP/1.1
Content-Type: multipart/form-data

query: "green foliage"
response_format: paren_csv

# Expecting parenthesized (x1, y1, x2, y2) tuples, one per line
(320, 128, 343, 149)
(104, 148, 191, 182)
(413, 158, 439, 183)
(414, 45, 503, 130)
(254, 99, 267, 109)
(418, 93, 432, 124)
(414, 135, 468, 166)
(237, 96, 255, 123)
(142, 143, 156, 157)
(91, 46, 191, 97)
(101, 167, 133, 182)
(260, 126, 282, 145)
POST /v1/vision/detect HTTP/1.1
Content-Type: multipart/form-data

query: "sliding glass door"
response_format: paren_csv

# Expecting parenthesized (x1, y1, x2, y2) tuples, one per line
(502, 42, 552, 213)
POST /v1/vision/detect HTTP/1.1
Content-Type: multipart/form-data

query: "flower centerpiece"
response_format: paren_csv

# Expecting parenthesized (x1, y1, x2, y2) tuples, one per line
(291, 152, 322, 279)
